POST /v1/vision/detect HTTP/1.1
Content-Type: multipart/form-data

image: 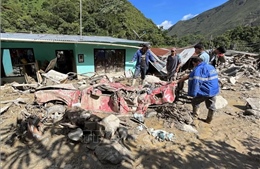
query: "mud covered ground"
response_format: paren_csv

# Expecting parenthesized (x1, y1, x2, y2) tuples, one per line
(0, 76, 259, 169)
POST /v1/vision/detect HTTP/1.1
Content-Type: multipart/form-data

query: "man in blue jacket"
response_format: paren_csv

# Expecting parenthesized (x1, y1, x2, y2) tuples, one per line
(130, 43, 156, 85)
(175, 57, 219, 123)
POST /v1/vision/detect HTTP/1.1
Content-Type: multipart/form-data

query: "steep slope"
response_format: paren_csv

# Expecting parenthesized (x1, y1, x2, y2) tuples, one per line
(0, 0, 165, 45)
(168, 0, 260, 37)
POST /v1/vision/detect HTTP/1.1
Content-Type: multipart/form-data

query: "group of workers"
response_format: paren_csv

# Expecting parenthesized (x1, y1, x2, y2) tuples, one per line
(131, 43, 227, 124)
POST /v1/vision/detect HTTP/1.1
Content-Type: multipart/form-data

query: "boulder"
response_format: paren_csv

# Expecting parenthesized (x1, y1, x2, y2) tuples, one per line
(98, 114, 120, 139)
(215, 95, 228, 109)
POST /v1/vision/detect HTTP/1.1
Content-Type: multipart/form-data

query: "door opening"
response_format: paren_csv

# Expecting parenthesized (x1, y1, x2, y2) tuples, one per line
(55, 50, 74, 74)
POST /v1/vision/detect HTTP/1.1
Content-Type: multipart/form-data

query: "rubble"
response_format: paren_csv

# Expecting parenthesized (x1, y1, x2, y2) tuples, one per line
(148, 128, 175, 142)
(0, 103, 13, 114)
(94, 142, 132, 164)
(98, 114, 120, 139)
(68, 128, 83, 141)
(244, 98, 260, 118)
(0, 49, 259, 167)
(216, 51, 259, 91)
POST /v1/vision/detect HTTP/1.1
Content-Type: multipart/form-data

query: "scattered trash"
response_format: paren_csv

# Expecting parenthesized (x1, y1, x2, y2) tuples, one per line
(136, 125, 144, 131)
(0, 103, 13, 115)
(148, 128, 175, 142)
(68, 128, 83, 141)
(133, 113, 144, 123)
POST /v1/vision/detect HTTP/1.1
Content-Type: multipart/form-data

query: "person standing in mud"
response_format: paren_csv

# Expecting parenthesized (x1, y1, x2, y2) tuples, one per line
(166, 48, 179, 81)
(130, 44, 157, 85)
(174, 57, 219, 124)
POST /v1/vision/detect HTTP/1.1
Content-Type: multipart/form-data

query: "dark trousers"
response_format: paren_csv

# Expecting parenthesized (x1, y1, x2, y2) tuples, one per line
(133, 67, 148, 80)
(192, 96, 216, 111)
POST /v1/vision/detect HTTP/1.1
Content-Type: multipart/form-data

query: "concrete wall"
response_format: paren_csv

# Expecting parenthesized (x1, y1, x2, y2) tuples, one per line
(74, 44, 137, 74)
(1, 41, 138, 75)
(1, 41, 75, 67)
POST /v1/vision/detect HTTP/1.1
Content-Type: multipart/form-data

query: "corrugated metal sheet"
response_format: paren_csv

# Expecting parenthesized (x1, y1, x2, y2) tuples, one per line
(0, 33, 148, 44)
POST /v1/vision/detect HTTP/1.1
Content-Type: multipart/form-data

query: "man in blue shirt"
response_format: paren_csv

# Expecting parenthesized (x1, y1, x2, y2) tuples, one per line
(130, 44, 156, 85)
(175, 57, 219, 124)
(194, 43, 210, 64)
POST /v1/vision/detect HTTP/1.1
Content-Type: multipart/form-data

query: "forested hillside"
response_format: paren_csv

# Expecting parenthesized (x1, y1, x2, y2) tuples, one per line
(1, 0, 260, 52)
(168, 0, 260, 38)
(1, 0, 166, 45)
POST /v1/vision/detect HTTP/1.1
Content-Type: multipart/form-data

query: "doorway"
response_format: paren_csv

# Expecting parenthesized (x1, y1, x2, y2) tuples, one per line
(55, 50, 74, 74)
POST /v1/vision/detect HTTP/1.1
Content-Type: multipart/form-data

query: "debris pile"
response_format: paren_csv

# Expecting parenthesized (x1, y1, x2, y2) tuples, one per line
(1, 49, 259, 166)
(218, 51, 260, 91)
(1, 72, 190, 165)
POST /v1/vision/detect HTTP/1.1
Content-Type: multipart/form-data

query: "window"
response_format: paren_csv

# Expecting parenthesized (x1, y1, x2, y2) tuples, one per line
(94, 49, 125, 73)
(1, 48, 36, 77)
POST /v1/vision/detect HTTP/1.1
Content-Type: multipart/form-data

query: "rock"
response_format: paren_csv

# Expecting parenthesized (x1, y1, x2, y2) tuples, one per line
(143, 75, 161, 84)
(95, 142, 131, 164)
(215, 95, 228, 109)
(98, 114, 120, 139)
(145, 110, 157, 118)
(182, 124, 198, 133)
(64, 164, 73, 169)
(229, 77, 236, 85)
(118, 127, 128, 140)
(244, 109, 260, 117)
(68, 128, 83, 141)
(86, 142, 100, 150)
(246, 98, 260, 111)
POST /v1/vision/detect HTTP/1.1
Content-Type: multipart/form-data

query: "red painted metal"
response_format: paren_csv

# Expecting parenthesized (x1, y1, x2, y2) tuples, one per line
(35, 89, 81, 106)
(34, 80, 177, 114)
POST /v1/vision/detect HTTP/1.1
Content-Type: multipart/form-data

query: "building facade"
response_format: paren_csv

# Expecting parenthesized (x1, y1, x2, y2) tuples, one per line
(1, 33, 147, 83)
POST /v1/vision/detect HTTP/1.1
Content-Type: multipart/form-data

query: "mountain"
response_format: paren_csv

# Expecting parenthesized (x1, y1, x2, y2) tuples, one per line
(168, 0, 260, 38)
(0, 0, 166, 45)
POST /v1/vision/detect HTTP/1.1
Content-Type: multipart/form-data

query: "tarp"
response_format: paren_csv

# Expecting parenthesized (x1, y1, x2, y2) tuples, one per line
(149, 48, 195, 75)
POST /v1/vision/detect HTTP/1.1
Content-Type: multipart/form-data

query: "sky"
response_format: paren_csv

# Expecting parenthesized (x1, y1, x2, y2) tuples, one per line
(128, 0, 228, 29)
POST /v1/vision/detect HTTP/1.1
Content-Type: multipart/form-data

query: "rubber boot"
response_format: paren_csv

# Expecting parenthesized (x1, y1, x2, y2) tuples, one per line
(205, 110, 214, 124)
(132, 79, 136, 86)
(141, 80, 144, 85)
(192, 107, 200, 118)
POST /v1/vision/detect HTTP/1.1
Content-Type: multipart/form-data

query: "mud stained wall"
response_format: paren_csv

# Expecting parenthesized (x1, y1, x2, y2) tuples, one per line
(1, 41, 75, 71)
(1, 41, 140, 75)
(74, 44, 138, 75)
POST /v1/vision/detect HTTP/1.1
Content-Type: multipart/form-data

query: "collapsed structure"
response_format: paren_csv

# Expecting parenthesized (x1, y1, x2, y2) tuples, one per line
(0, 47, 259, 165)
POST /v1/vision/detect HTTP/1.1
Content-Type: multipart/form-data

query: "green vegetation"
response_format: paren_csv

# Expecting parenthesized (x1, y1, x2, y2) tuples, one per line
(1, 0, 260, 53)
(170, 26, 260, 53)
(168, 0, 260, 38)
(1, 0, 167, 45)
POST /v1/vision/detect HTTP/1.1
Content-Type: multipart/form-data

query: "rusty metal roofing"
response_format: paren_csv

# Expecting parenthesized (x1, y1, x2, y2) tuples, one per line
(150, 48, 170, 57)
(0, 33, 148, 45)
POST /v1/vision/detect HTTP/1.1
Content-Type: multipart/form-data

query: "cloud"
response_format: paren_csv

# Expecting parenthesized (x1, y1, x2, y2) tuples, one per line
(157, 20, 173, 29)
(181, 14, 198, 21)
